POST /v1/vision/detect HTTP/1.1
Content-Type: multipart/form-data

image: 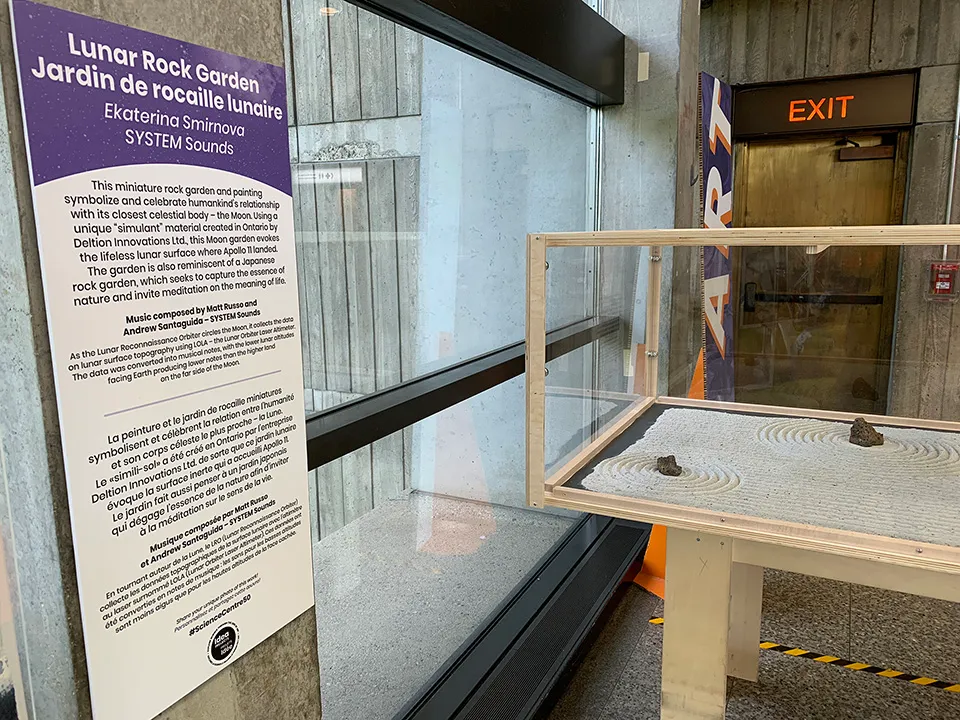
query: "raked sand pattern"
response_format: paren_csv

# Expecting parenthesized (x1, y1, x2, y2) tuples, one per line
(582, 408, 960, 547)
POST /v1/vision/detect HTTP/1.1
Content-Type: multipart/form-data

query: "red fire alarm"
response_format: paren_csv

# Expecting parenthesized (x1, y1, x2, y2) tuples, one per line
(930, 262, 960, 301)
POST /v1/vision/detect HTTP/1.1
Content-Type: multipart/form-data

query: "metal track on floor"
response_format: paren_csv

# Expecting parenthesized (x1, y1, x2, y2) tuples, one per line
(393, 514, 650, 720)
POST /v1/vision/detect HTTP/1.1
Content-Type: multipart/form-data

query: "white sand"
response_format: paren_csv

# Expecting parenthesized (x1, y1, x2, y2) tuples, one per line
(581, 408, 960, 548)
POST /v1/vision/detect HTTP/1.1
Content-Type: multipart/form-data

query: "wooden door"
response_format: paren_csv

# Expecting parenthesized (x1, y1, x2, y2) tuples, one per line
(732, 133, 907, 414)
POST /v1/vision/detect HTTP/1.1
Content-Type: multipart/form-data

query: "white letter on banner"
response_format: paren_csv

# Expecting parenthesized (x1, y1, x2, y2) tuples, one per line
(703, 275, 729, 357)
(708, 77, 732, 154)
(703, 166, 732, 229)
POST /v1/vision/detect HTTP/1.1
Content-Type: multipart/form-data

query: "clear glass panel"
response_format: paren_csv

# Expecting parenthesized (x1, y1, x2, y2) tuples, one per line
(543, 241, 960, 441)
(540, 245, 648, 478)
(733, 244, 899, 413)
(545, 341, 636, 475)
(546, 243, 596, 333)
(290, 22, 593, 416)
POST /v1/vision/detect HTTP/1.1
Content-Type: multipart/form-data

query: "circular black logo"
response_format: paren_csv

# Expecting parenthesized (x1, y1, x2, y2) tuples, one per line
(208, 623, 239, 665)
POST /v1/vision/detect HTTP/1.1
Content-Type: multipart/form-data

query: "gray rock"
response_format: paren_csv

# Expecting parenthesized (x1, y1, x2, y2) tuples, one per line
(657, 455, 682, 476)
(850, 417, 884, 447)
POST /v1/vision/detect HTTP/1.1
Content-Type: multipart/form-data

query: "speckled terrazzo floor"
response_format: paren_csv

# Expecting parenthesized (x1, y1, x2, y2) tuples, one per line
(548, 573, 960, 720)
(582, 408, 960, 547)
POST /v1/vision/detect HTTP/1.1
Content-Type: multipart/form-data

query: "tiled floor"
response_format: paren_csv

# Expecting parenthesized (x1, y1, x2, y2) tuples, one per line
(549, 572, 960, 720)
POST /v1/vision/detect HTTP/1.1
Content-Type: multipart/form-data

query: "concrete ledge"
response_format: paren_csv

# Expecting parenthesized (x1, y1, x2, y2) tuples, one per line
(296, 115, 422, 162)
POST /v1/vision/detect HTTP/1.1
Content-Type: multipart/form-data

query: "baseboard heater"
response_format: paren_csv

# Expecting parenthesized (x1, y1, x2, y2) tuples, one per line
(393, 514, 651, 720)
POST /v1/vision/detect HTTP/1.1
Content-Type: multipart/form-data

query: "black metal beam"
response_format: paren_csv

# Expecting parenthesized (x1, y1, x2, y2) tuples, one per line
(349, 0, 625, 107)
(305, 316, 618, 470)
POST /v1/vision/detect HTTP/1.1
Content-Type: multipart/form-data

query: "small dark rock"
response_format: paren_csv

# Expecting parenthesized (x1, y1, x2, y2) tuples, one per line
(850, 417, 884, 447)
(657, 455, 683, 476)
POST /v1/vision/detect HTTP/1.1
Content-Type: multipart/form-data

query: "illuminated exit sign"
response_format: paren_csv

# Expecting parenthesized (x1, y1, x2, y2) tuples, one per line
(733, 72, 916, 139)
(788, 95, 854, 122)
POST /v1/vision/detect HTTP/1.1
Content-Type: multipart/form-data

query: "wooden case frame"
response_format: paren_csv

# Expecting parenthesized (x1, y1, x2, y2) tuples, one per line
(526, 225, 960, 574)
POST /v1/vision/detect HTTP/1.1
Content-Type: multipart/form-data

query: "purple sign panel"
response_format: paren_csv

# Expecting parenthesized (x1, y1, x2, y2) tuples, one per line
(701, 72, 735, 401)
(10, 3, 312, 720)
(12, 0, 290, 194)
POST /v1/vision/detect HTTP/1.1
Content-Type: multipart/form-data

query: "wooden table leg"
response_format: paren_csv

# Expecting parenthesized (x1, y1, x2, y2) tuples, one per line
(661, 527, 733, 720)
(727, 563, 763, 682)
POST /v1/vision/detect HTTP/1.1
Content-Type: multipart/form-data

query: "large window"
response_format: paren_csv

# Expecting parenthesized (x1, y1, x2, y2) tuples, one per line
(283, 2, 601, 717)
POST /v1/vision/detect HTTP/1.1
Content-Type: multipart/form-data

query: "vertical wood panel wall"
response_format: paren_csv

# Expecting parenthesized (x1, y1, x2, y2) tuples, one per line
(700, 0, 960, 420)
(284, 0, 424, 540)
(701, 0, 960, 84)
(294, 160, 421, 539)
(289, 0, 423, 126)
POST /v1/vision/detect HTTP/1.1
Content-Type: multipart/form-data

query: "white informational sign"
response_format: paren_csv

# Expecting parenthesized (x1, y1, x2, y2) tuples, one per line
(10, 2, 314, 718)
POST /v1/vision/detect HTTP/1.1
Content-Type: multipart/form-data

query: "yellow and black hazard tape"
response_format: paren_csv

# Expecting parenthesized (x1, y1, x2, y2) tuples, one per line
(648, 618, 960, 693)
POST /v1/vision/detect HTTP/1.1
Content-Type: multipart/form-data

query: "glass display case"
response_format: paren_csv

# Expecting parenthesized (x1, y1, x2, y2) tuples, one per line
(526, 225, 960, 562)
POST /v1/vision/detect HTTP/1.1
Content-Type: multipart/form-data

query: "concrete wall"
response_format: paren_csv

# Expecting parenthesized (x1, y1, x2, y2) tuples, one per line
(601, 0, 702, 397)
(700, 0, 960, 419)
(0, 1, 321, 718)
